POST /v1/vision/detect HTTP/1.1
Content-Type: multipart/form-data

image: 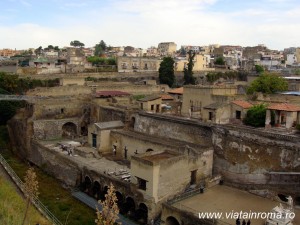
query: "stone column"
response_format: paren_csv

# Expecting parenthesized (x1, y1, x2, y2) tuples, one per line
(265, 109, 271, 128)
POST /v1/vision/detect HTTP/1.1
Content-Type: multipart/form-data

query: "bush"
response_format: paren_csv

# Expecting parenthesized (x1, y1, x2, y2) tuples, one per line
(243, 104, 267, 127)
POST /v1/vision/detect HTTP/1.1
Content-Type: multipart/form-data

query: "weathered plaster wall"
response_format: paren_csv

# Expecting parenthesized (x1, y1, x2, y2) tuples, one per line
(134, 113, 212, 146)
(212, 125, 300, 190)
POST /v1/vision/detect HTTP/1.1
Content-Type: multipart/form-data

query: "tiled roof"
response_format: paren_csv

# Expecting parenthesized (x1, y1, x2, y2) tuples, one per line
(160, 94, 174, 100)
(95, 91, 130, 98)
(267, 103, 300, 112)
(168, 87, 183, 95)
(231, 100, 253, 109)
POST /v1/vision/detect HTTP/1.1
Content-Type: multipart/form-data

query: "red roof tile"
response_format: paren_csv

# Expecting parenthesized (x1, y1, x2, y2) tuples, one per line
(168, 87, 183, 95)
(231, 100, 253, 109)
(267, 103, 300, 112)
(160, 94, 174, 100)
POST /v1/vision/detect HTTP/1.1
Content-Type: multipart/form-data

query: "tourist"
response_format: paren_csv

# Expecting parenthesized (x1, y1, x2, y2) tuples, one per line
(236, 218, 240, 225)
(246, 220, 251, 225)
(242, 219, 246, 225)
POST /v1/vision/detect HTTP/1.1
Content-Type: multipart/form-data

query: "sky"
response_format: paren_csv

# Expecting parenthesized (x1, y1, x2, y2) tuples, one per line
(1, 0, 300, 50)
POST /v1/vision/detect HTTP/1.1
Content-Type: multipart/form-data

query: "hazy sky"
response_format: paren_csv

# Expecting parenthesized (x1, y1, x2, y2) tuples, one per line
(1, 0, 300, 50)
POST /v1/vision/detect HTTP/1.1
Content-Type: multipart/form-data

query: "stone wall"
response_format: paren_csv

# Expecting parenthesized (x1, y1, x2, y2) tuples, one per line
(33, 118, 80, 140)
(212, 125, 300, 192)
(134, 113, 212, 146)
(134, 112, 300, 194)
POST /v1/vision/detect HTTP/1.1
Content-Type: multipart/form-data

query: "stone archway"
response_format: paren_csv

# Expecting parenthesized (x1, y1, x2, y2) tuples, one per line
(62, 122, 77, 138)
(123, 196, 136, 219)
(82, 176, 92, 195)
(166, 216, 180, 225)
(136, 203, 148, 224)
(115, 191, 124, 213)
(92, 181, 101, 200)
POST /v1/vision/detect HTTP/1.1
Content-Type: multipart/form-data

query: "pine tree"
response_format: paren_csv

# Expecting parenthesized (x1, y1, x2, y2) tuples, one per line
(95, 183, 120, 225)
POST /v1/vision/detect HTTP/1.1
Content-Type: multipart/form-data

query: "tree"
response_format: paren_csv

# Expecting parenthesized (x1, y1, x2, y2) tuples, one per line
(183, 50, 196, 85)
(179, 46, 186, 56)
(22, 167, 39, 225)
(159, 57, 175, 87)
(95, 40, 107, 56)
(215, 56, 225, 65)
(247, 73, 288, 94)
(255, 65, 264, 74)
(34, 46, 43, 56)
(70, 40, 85, 48)
(95, 183, 120, 225)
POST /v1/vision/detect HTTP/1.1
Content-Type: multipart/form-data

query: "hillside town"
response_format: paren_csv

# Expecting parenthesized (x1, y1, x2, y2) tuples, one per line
(0, 40, 300, 225)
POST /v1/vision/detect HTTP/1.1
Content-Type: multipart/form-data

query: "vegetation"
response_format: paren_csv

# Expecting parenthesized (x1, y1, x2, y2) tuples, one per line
(132, 94, 145, 101)
(0, 174, 50, 225)
(159, 57, 175, 87)
(255, 64, 264, 74)
(183, 50, 196, 85)
(70, 40, 85, 48)
(215, 56, 225, 65)
(206, 71, 242, 84)
(247, 73, 288, 94)
(243, 104, 268, 127)
(22, 168, 39, 225)
(95, 183, 120, 225)
(94, 40, 107, 56)
(2, 151, 95, 225)
(87, 56, 116, 66)
(0, 72, 60, 125)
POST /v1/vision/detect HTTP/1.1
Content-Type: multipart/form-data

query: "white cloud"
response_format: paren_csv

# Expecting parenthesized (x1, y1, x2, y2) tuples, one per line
(1, 0, 300, 50)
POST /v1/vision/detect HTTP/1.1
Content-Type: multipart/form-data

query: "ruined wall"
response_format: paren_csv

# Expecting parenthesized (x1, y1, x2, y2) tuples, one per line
(157, 151, 213, 201)
(134, 113, 300, 194)
(212, 125, 300, 192)
(134, 113, 212, 146)
(33, 118, 80, 140)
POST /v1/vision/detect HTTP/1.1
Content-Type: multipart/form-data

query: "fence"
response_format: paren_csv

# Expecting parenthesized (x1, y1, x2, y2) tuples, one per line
(0, 153, 63, 225)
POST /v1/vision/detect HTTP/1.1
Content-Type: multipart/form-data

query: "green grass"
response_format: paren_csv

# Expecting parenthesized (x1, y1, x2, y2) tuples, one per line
(0, 174, 51, 225)
(2, 151, 96, 225)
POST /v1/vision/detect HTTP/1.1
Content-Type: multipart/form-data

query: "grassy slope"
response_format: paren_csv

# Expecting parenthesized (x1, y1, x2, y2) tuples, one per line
(2, 151, 96, 225)
(0, 175, 51, 225)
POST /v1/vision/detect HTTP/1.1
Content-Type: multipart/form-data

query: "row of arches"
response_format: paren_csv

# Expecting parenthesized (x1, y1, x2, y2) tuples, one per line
(81, 176, 148, 224)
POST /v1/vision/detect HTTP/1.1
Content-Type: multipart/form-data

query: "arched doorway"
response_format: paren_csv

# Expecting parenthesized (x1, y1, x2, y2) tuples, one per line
(92, 181, 101, 200)
(100, 186, 109, 201)
(146, 148, 154, 152)
(123, 197, 136, 219)
(136, 203, 148, 223)
(82, 176, 92, 195)
(115, 191, 124, 213)
(166, 216, 180, 225)
(62, 122, 77, 138)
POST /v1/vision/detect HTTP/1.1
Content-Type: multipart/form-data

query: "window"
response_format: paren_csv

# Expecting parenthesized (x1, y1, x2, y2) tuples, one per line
(140, 103, 143, 109)
(61, 108, 64, 113)
(236, 110, 241, 119)
(151, 104, 154, 110)
(137, 177, 147, 190)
